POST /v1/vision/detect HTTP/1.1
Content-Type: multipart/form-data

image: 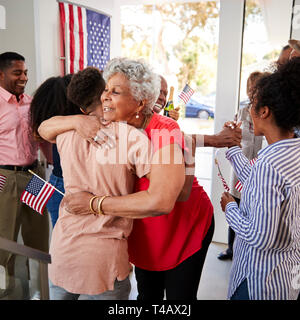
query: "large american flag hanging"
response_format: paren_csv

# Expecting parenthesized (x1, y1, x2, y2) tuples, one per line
(20, 175, 56, 215)
(59, 2, 111, 74)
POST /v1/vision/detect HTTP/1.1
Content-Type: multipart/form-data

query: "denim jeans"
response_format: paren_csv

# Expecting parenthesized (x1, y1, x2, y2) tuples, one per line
(46, 173, 64, 227)
(230, 279, 250, 300)
(49, 277, 131, 300)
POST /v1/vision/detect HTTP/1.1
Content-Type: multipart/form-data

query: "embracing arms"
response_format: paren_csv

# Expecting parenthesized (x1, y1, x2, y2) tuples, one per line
(63, 143, 186, 219)
(101, 144, 185, 218)
(38, 115, 104, 145)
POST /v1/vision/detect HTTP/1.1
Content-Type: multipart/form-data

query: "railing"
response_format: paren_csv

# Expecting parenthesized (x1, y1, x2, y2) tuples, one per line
(0, 236, 51, 300)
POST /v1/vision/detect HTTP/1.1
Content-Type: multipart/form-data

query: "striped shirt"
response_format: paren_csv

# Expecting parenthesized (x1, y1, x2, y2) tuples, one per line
(225, 139, 300, 300)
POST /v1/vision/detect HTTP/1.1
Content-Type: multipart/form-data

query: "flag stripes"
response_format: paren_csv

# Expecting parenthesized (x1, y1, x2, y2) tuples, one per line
(215, 159, 230, 192)
(178, 84, 194, 104)
(235, 158, 258, 192)
(59, 2, 110, 74)
(20, 175, 55, 215)
(0, 174, 6, 192)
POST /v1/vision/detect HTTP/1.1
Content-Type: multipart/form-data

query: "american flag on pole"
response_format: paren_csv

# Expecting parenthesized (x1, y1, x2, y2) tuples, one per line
(0, 174, 6, 192)
(59, 2, 111, 74)
(178, 84, 194, 104)
(234, 158, 257, 192)
(20, 175, 55, 215)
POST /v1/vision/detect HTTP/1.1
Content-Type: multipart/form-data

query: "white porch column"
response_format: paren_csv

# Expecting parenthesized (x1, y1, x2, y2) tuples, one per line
(211, 0, 245, 243)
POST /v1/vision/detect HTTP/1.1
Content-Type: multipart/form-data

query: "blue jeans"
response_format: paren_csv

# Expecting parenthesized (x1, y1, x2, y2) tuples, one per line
(49, 277, 131, 300)
(46, 173, 64, 227)
(230, 279, 250, 300)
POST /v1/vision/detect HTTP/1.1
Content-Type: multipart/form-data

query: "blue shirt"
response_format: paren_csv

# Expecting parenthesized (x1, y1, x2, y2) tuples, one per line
(225, 139, 300, 300)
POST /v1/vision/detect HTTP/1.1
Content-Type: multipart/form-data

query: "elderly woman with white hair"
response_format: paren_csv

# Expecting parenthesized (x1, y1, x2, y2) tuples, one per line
(39, 60, 188, 300)
(40, 58, 240, 300)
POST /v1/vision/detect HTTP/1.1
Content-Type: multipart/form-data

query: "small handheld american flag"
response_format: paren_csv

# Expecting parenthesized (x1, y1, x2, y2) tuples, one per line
(0, 174, 6, 192)
(178, 84, 194, 104)
(215, 159, 230, 192)
(20, 173, 58, 215)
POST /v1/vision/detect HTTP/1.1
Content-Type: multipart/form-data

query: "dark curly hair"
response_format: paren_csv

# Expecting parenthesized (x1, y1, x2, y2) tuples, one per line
(30, 74, 81, 140)
(250, 57, 300, 131)
(67, 67, 105, 112)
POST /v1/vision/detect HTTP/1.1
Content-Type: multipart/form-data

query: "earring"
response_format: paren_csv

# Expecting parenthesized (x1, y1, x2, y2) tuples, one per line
(136, 112, 139, 119)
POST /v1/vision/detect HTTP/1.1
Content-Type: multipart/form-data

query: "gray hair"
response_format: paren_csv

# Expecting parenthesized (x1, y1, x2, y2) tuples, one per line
(103, 57, 161, 115)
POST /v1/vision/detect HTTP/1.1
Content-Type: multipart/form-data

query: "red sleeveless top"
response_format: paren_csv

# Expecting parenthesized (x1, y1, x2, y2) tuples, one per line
(128, 113, 214, 271)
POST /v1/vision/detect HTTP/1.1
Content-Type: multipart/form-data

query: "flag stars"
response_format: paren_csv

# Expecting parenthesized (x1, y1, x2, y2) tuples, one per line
(87, 16, 110, 69)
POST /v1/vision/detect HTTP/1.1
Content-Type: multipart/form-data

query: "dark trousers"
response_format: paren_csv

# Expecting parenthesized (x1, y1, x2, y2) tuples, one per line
(226, 196, 240, 255)
(227, 227, 235, 255)
(135, 216, 215, 300)
(0, 165, 49, 277)
(230, 279, 250, 300)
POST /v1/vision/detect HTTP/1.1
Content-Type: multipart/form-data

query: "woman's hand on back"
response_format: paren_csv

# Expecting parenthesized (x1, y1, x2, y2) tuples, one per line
(74, 115, 116, 149)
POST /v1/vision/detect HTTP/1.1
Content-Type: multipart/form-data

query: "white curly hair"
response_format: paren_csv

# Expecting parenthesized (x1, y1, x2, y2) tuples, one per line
(103, 57, 161, 115)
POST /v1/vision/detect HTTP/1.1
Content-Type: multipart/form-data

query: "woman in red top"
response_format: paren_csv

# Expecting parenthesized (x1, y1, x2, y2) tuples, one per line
(41, 58, 241, 300)
(128, 111, 214, 300)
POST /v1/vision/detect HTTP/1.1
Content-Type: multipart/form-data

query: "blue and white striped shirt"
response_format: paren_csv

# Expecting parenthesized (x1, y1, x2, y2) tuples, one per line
(225, 138, 300, 300)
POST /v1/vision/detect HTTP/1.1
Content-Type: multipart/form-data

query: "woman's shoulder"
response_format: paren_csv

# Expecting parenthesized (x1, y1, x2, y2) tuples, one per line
(149, 113, 180, 131)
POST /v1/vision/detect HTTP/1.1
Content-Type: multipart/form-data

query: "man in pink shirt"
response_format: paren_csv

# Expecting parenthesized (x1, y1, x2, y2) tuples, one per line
(0, 52, 50, 297)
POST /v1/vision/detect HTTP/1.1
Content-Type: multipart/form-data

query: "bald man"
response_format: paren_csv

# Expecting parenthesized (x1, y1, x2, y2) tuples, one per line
(153, 75, 180, 121)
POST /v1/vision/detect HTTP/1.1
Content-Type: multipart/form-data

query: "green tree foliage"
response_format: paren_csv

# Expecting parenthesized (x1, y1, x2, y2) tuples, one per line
(121, 0, 266, 94)
(245, 0, 262, 24)
(121, 2, 219, 92)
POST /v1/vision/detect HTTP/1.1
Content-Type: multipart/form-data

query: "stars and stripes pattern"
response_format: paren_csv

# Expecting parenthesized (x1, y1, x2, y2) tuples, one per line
(20, 175, 55, 215)
(178, 84, 194, 104)
(234, 157, 257, 192)
(0, 174, 6, 192)
(59, 2, 111, 74)
(215, 159, 230, 192)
